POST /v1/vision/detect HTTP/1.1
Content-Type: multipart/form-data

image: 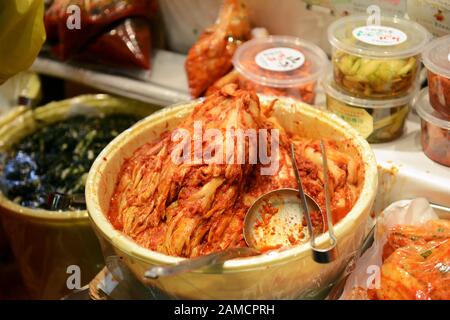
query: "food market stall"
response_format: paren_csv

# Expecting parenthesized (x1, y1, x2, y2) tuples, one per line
(0, 0, 449, 303)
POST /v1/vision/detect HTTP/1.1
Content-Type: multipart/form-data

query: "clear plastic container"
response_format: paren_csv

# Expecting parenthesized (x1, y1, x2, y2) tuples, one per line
(323, 75, 416, 143)
(422, 35, 450, 119)
(328, 15, 430, 99)
(415, 88, 450, 167)
(232, 36, 328, 104)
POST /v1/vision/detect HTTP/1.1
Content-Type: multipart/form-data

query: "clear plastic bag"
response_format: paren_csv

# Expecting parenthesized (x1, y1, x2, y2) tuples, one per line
(339, 198, 450, 300)
(44, 0, 157, 70)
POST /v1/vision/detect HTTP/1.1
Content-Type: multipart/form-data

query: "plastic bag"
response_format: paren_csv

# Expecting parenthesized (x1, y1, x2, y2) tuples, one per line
(339, 198, 450, 300)
(0, 0, 46, 84)
(44, 0, 157, 69)
(185, 0, 251, 97)
(76, 18, 151, 69)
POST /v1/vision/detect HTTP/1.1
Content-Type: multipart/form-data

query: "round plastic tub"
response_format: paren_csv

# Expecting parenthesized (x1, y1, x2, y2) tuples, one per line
(422, 35, 450, 119)
(0, 95, 160, 299)
(322, 75, 416, 143)
(232, 36, 328, 104)
(86, 96, 378, 299)
(328, 15, 430, 99)
(415, 88, 450, 167)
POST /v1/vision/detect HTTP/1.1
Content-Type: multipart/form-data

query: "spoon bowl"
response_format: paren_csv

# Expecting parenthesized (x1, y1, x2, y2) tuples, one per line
(243, 188, 325, 250)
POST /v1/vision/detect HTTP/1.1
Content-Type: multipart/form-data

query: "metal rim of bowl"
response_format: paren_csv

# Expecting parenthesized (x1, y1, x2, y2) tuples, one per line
(85, 95, 379, 273)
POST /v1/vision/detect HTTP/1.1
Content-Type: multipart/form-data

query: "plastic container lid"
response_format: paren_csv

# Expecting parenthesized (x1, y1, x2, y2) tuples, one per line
(415, 87, 450, 130)
(232, 36, 328, 87)
(422, 35, 450, 79)
(328, 15, 431, 59)
(322, 73, 417, 109)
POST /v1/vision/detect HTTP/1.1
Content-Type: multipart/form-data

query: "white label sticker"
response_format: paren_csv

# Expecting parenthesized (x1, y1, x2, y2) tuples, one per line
(352, 26, 407, 46)
(255, 47, 305, 72)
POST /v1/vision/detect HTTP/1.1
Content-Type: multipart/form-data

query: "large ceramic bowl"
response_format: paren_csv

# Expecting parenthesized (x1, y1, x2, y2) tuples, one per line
(86, 97, 378, 299)
(0, 106, 27, 258)
(0, 94, 160, 299)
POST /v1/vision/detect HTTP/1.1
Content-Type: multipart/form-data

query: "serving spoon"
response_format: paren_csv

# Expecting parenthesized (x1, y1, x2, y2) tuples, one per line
(144, 141, 336, 279)
(243, 142, 337, 263)
(47, 192, 86, 210)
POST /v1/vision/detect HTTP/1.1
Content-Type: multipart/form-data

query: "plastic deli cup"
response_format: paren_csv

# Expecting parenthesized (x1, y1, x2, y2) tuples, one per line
(422, 35, 450, 119)
(232, 36, 329, 104)
(415, 88, 450, 167)
(323, 75, 415, 143)
(328, 15, 430, 99)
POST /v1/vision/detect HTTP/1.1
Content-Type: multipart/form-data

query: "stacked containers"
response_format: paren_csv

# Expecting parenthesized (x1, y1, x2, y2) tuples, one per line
(324, 15, 430, 143)
(417, 35, 450, 167)
(232, 36, 329, 104)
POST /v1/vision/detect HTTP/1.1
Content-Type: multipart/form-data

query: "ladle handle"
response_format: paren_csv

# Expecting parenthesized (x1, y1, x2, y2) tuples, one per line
(144, 247, 257, 279)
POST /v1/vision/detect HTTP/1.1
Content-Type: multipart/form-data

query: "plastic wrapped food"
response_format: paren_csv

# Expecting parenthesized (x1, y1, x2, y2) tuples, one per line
(328, 15, 430, 98)
(323, 75, 415, 143)
(76, 18, 151, 70)
(415, 88, 450, 167)
(422, 35, 450, 118)
(340, 198, 450, 300)
(232, 36, 328, 104)
(44, 0, 157, 69)
(185, 0, 250, 98)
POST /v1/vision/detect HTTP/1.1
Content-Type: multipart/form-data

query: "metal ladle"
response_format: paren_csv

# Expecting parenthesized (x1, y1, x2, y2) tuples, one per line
(144, 141, 337, 279)
(243, 142, 337, 263)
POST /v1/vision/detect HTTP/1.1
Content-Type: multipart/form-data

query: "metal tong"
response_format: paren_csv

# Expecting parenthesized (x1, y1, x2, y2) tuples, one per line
(290, 141, 338, 263)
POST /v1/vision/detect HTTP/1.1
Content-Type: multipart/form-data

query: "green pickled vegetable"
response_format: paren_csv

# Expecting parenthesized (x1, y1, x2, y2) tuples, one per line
(333, 50, 418, 98)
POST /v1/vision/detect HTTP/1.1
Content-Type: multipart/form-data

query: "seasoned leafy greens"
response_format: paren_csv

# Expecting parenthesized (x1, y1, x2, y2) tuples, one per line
(0, 114, 139, 210)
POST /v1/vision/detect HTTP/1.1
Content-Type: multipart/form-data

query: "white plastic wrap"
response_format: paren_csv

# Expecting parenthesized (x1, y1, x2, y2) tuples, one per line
(339, 198, 447, 300)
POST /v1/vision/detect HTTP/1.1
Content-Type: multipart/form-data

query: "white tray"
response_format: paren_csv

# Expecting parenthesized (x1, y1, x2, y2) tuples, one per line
(31, 50, 190, 105)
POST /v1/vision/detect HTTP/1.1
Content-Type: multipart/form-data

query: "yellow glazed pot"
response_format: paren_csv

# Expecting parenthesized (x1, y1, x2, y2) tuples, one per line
(86, 97, 378, 299)
(0, 94, 160, 299)
(0, 106, 27, 259)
